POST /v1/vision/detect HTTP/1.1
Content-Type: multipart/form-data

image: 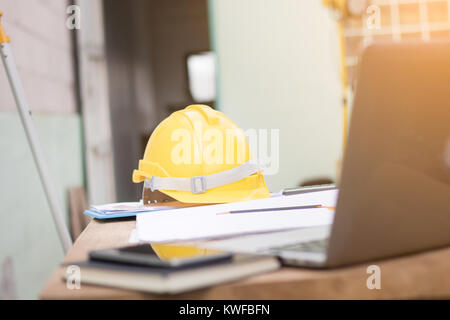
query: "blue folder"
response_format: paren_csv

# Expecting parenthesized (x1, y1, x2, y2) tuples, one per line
(83, 206, 174, 220)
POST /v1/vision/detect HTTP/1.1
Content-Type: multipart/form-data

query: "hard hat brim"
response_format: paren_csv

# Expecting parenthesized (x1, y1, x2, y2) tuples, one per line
(159, 184, 270, 204)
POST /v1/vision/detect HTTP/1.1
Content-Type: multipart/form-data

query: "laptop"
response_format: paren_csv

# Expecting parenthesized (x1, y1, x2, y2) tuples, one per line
(205, 41, 450, 268)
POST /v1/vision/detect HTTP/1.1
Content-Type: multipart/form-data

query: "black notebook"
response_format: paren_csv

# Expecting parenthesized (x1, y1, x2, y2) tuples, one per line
(64, 254, 279, 294)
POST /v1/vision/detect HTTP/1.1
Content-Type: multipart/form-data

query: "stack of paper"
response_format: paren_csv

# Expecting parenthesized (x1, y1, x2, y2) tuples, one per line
(136, 189, 338, 242)
(84, 202, 175, 219)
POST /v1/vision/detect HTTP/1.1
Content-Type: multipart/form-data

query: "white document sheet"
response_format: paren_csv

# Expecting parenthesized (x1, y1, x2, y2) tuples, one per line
(128, 229, 144, 244)
(136, 189, 338, 242)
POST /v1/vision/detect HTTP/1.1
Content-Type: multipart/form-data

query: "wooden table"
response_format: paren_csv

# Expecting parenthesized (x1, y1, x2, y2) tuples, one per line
(40, 219, 450, 299)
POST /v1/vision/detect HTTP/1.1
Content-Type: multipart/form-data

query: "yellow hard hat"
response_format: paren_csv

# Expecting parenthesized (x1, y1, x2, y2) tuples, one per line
(132, 105, 270, 203)
(150, 243, 220, 260)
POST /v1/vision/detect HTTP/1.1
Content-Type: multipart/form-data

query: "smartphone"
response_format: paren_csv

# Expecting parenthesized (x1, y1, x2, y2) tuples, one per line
(89, 243, 232, 268)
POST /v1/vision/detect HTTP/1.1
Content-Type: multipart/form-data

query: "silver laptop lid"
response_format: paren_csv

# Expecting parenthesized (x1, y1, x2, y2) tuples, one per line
(327, 41, 450, 267)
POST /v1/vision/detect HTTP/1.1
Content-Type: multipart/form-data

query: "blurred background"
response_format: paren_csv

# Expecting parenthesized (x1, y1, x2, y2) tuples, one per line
(1, 0, 450, 299)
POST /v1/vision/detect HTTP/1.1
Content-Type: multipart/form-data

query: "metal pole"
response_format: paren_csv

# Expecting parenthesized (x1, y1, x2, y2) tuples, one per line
(0, 11, 72, 253)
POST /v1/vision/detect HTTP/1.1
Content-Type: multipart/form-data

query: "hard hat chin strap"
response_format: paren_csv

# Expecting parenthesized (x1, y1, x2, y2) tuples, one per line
(145, 161, 263, 194)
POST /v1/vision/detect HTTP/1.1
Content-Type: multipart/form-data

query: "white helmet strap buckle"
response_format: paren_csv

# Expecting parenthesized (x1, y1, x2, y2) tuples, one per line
(145, 161, 262, 195)
(191, 176, 207, 194)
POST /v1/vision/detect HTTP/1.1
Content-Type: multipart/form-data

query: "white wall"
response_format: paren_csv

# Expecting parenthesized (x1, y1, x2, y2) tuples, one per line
(0, 0, 77, 114)
(0, 113, 83, 299)
(0, 0, 84, 299)
(210, 0, 343, 192)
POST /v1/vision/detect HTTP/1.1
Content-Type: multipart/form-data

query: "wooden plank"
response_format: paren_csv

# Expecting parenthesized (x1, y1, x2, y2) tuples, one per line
(40, 219, 450, 300)
(68, 186, 91, 240)
(76, 0, 116, 205)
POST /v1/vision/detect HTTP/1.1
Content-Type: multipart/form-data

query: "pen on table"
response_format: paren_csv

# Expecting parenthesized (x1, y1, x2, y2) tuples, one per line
(216, 205, 322, 215)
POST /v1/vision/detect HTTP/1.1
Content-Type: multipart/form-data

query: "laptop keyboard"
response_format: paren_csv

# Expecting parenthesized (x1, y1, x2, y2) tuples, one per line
(267, 239, 329, 254)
